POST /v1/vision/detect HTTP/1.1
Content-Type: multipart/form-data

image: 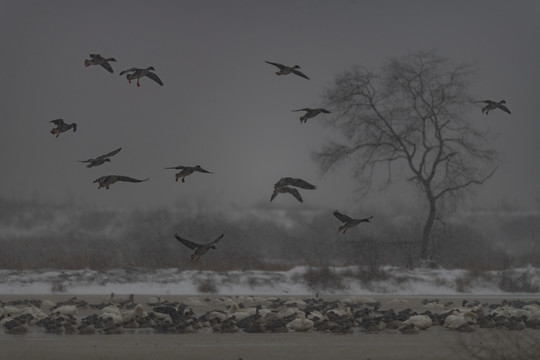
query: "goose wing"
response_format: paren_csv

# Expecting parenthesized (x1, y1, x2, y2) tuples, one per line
(207, 234, 224, 245)
(97, 147, 122, 160)
(174, 234, 200, 250)
(145, 71, 164, 86)
(265, 61, 286, 70)
(287, 187, 303, 203)
(270, 190, 279, 202)
(50, 119, 65, 126)
(100, 62, 114, 73)
(275, 177, 316, 189)
(333, 210, 352, 223)
(119, 68, 138, 76)
(498, 104, 511, 114)
(165, 165, 190, 170)
(292, 69, 309, 80)
(115, 176, 149, 183)
(292, 108, 311, 112)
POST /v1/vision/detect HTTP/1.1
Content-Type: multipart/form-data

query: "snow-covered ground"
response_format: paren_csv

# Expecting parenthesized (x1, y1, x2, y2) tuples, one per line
(1, 265, 539, 296)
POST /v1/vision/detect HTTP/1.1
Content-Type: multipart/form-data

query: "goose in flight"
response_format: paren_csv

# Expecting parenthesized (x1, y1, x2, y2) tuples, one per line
(333, 210, 373, 234)
(271, 177, 316, 203)
(93, 175, 149, 189)
(119, 67, 163, 87)
(78, 148, 122, 168)
(475, 100, 511, 115)
(84, 54, 117, 73)
(265, 61, 309, 80)
(164, 165, 213, 182)
(174, 233, 224, 261)
(49, 119, 77, 138)
(293, 108, 331, 124)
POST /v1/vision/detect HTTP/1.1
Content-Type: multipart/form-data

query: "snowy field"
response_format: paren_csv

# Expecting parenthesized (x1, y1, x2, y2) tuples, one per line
(1, 265, 539, 296)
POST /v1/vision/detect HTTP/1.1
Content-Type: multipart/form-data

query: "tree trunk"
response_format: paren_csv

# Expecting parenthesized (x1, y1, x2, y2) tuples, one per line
(420, 193, 436, 260)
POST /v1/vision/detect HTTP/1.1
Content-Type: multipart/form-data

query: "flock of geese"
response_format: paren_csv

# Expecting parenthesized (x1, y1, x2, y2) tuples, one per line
(2, 294, 539, 335)
(48, 54, 511, 262)
(48, 54, 378, 262)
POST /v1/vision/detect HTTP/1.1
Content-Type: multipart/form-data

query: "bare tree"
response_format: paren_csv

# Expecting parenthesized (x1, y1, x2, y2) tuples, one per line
(314, 51, 498, 261)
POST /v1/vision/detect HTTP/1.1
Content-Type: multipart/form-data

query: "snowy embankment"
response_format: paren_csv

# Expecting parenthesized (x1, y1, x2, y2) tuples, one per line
(1, 265, 539, 296)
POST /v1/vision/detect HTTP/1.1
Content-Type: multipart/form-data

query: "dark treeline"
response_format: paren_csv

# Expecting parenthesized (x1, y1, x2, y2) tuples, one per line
(0, 197, 539, 271)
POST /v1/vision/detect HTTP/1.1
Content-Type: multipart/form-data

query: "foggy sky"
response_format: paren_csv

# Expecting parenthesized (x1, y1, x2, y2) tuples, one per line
(1, 0, 539, 215)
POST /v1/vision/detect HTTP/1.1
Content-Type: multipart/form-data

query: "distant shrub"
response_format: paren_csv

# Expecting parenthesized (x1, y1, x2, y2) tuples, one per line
(197, 278, 218, 293)
(302, 266, 346, 291)
(498, 269, 540, 293)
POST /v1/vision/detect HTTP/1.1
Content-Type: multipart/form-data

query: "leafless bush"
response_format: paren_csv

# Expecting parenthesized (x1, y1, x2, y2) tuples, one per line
(302, 266, 346, 291)
(498, 269, 540, 293)
(196, 278, 217, 293)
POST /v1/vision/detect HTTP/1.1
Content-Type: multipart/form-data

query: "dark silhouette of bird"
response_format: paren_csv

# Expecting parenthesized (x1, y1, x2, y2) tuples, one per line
(265, 61, 309, 79)
(292, 108, 330, 123)
(174, 233, 224, 261)
(93, 175, 149, 189)
(78, 148, 122, 168)
(333, 210, 373, 234)
(475, 100, 511, 114)
(119, 67, 163, 87)
(84, 54, 117, 73)
(164, 165, 213, 182)
(49, 119, 77, 138)
(271, 177, 316, 203)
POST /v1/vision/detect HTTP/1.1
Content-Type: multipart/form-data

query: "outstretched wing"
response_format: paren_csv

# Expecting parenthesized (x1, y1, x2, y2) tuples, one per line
(474, 100, 491, 104)
(119, 68, 137, 76)
(115, 176, 149, 183)
(333, 210, 352, 223)
(165, 165, 189, 170)
(498, 104, 511, 114)
(292, 108, 310, 112)
(174, 234, 200, 250)
(276, 177, 316, 189)
(146, 71, 164, 86)
(50, 119, 65, 126)
(317, 108, 331, 114)
(97, 147, 122, 160)
(292, 69, 309, 80)
(100, 62, 114, 73)
(287, 187, 303, 203)
(265, 61, 285, 70)
(270, 190, 279, 202)
(208, 234, 224, 245)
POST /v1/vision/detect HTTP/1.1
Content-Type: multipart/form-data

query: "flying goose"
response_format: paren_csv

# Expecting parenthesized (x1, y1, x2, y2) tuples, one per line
(271, 177, 316, 203)
(78, 148, 122, 168)
(93, 175, 149, 189)
(265, 61, 309, 79)
(333, 210, 373, 234)
(174, 233, 224, 261)
(84, 54, 117, 73)
(475, 100, 511, 115)
(49, 119, 77, 138)
(119, 67, 163, 87)
(292, 108, 330, 124)
(164, 165, 213, 182)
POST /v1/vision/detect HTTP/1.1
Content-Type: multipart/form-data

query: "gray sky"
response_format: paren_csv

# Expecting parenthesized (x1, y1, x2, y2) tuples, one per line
(1, 0, 539, 215)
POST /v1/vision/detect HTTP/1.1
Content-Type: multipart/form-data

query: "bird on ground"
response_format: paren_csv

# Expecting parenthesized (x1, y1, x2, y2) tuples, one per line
(174, 233, 224, 261)
(292, 108, 330, 124)
(333, 210, 373, 234)
(84, 54, 117, 73)
(265, 61, 309, 79)
(119, 67, 163, 87)
(49, 119, 77, 138)
(475, 100, 511, 115)
(164, 165, 213, 183)
(93, 175, 149, 189)
(78, 148, 122, 168)
(271, 177, 316, 203)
